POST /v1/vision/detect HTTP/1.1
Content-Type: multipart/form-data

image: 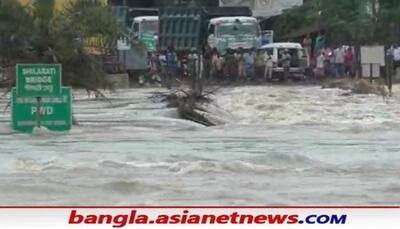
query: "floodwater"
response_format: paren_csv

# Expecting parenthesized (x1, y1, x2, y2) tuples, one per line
(0, 85, 399, 205)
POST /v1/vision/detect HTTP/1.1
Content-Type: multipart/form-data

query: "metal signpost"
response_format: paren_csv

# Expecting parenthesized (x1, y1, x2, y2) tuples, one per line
(12, 64, 72, 133)
(360, 46, 385, 82)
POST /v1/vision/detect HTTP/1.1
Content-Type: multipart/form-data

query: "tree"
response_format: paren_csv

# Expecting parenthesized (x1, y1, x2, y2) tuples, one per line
(0, 0, 122, 92)
(375, 0, 400, 44)
(273, 0, 399, 46)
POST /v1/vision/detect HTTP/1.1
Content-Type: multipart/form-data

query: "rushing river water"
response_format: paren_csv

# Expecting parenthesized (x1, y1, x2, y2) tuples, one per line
(0, 85, 399, 205)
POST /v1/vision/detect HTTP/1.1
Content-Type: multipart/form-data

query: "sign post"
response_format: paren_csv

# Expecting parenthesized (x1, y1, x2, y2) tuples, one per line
(11, 87, 72, 133)
(360, 46, 385, 81)
(36, 97, 41, 128)
(12, 64, 72, 133)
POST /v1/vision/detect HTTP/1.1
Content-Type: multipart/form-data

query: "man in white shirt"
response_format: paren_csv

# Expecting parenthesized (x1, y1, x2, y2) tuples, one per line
(314, 51, 325, 80)
(264, 51, 273, 81)
(334, 46, 345, 77)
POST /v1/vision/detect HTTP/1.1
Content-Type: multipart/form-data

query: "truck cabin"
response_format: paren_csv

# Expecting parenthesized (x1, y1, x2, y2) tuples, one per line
(209, 17, 260, 39)
(131, 16, 159, 40)
(207, 17, 261, 54)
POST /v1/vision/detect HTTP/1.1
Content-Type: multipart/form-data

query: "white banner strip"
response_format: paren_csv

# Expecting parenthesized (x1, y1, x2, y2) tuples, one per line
(0, 207, 399, 229)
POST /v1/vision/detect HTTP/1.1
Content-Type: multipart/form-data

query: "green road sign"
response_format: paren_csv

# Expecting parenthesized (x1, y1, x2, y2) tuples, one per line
(16, 64, 61, 97)
(12, 87, 72, 133)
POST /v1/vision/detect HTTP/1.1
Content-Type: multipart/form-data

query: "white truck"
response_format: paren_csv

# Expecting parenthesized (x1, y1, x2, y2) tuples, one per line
(207, 16, 261, 54)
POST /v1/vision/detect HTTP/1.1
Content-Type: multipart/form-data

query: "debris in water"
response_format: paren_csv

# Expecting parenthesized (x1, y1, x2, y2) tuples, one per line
(322, 78, 388, 97)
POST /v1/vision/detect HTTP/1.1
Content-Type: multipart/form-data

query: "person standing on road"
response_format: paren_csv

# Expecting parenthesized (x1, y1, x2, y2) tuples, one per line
(224, 48, 236, 81)
(314, 51, 325, 80)
(255, 49, 265, 80)
(303, 34, 313, 63)
(166, 46, 178, 89)
(324, 47, 335, 78)
(264, 50, 273, 81)
(236, 48, 246, 82)
(149, 52, 161, 85)
(281, 49, 292, 81)
(334, 46, 345, 77)
(215, 54, 224, 82)
(210, 48, 219, 81)
(344, 47, 354, 77)
(244, 49, 255, 81)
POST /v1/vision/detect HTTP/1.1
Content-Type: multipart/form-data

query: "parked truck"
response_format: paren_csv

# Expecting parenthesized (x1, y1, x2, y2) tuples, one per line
(207, 16, 261, 54)
(130, 15, 159, 52)
(108, 6, 158, 82)
(159, 7, 259, 52)
(158, 7, 259, 92)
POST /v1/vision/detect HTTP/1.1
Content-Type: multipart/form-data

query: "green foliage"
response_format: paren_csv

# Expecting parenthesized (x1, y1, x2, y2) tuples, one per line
(0, 0, 121, 90)
(0, 0, 34, 61)
(273, 0, 399, 45)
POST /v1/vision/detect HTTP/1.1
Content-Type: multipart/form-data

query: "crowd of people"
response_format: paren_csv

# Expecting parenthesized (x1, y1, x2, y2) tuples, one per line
(304, 33, 356, 80)
(145, 46, 294, 87)
(142, 35, 358, 87)
(207, 47, 278, 82)
(312, 46, 355, 80)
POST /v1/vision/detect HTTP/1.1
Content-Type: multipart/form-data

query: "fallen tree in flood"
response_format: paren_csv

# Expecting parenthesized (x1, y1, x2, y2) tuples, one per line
(165, 89, 216, 126)
(152, 88, 235, 127)
(167, 90, 214, 126)
(322, 78, 389, 97)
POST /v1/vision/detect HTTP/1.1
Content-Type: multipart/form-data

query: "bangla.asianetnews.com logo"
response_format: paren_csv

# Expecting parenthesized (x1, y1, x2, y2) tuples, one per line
(69, 209, 347, 227)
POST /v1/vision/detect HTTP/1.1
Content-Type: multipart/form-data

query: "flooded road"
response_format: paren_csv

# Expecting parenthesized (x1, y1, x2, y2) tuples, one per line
(0, 85, 399, 205)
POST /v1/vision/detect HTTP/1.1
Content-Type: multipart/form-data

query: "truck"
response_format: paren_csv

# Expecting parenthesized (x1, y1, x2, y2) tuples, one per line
(159, 7, 259, 52)
(130, 15, 159, 52)
(108, 6, 159, 82)
(207, 16, 261, 54)
(159, 7, 209, 93)
(158, 7, 260, 91)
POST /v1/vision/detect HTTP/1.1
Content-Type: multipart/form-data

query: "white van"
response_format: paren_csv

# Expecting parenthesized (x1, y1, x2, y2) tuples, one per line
(259, 42, 309, 80)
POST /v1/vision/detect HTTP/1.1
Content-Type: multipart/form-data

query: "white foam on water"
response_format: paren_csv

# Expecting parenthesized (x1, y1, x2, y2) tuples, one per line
(216, 85, 400, 129)
(1, 86, 400, 205)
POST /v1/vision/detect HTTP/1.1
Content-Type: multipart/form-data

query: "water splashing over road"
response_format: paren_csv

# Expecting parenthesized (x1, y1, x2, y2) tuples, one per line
(0, 85, 399, 205)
